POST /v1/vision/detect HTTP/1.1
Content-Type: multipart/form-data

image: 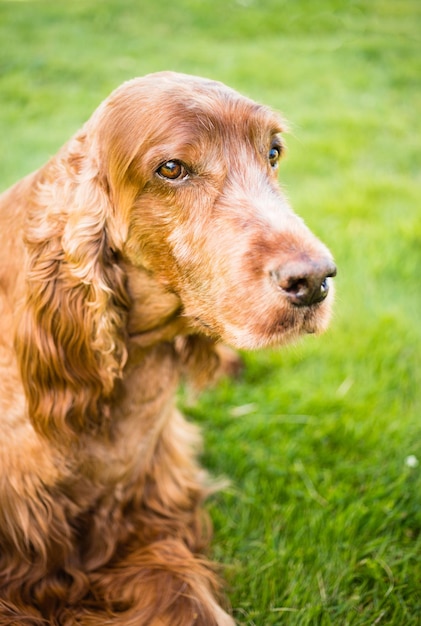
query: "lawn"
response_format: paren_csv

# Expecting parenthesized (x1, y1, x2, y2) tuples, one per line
(1, 0, 420, 624)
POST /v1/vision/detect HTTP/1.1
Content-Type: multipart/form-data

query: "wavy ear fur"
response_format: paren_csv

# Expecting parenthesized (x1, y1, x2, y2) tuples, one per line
(16, 131, 130, 443)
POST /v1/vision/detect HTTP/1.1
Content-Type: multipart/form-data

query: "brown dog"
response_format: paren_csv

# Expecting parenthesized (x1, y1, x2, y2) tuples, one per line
(0, 72, 335, 625)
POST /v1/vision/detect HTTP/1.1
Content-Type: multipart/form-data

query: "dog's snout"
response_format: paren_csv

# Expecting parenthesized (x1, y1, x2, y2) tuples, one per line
(271, 258, 337, 306)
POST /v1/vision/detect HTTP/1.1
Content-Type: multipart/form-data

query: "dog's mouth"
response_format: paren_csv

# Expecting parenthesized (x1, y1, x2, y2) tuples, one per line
(186, 289, 333, 351)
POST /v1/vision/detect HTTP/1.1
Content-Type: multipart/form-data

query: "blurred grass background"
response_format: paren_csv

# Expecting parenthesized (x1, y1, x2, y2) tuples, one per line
(1, 0, 420, 624)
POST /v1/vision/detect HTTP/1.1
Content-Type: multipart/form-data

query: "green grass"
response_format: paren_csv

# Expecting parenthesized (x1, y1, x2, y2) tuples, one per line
(1, 1, 420, 623)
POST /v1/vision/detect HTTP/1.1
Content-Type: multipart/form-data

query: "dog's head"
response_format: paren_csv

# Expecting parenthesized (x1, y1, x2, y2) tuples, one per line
(93, 72, 335, 349)
(19, 72, 335, 439)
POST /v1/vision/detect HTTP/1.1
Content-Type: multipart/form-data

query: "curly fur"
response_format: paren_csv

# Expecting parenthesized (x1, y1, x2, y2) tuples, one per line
(0, 72, 335, 625)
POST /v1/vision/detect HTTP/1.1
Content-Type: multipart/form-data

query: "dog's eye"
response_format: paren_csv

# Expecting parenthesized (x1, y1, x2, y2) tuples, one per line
(157, 160, 187, 181)
(268, 146, 282, 168)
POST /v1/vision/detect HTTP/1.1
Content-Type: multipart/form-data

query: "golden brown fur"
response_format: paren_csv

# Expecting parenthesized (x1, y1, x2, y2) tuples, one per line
(0, 72, 335, 625)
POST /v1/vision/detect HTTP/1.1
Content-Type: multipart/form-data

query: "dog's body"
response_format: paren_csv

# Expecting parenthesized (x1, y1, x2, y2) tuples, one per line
(0, 72, 335, 625)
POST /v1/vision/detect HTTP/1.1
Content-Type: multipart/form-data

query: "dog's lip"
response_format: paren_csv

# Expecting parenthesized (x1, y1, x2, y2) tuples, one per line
(270, 299, 328, 337)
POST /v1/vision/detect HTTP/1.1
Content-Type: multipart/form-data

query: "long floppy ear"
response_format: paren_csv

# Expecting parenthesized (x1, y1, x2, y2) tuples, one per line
(15, 131, 130, 443)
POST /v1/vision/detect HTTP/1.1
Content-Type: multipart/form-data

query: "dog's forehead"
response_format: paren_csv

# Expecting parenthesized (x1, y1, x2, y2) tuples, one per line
(107, 73, 285, 137)
(162, 75, 284, 133)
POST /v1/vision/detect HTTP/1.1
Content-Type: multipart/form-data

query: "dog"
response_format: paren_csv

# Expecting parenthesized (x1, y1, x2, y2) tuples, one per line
(0, 72, 336, 625)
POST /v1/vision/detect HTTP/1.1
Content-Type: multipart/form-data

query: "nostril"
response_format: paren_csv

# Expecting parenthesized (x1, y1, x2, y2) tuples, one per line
(271, 258, 336, 307)
(321, 277, 329, 295)
(282, 273, 319, 305)
(282, 276, 309, 297)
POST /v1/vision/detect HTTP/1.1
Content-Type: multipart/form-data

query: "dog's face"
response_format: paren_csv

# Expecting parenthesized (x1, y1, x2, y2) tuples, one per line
(95, 72, 335, 349)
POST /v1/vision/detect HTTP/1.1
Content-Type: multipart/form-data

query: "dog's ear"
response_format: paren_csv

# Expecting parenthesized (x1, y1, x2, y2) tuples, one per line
(15, 132, 130, 442)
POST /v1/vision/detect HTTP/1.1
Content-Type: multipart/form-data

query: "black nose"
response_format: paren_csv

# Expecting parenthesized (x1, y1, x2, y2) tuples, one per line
(271, 258, 337, 306)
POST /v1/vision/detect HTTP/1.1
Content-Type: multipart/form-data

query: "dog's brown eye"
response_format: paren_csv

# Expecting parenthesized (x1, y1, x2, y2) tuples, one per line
(157, 160, 186, 180)
(268, 146, 281, 168)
